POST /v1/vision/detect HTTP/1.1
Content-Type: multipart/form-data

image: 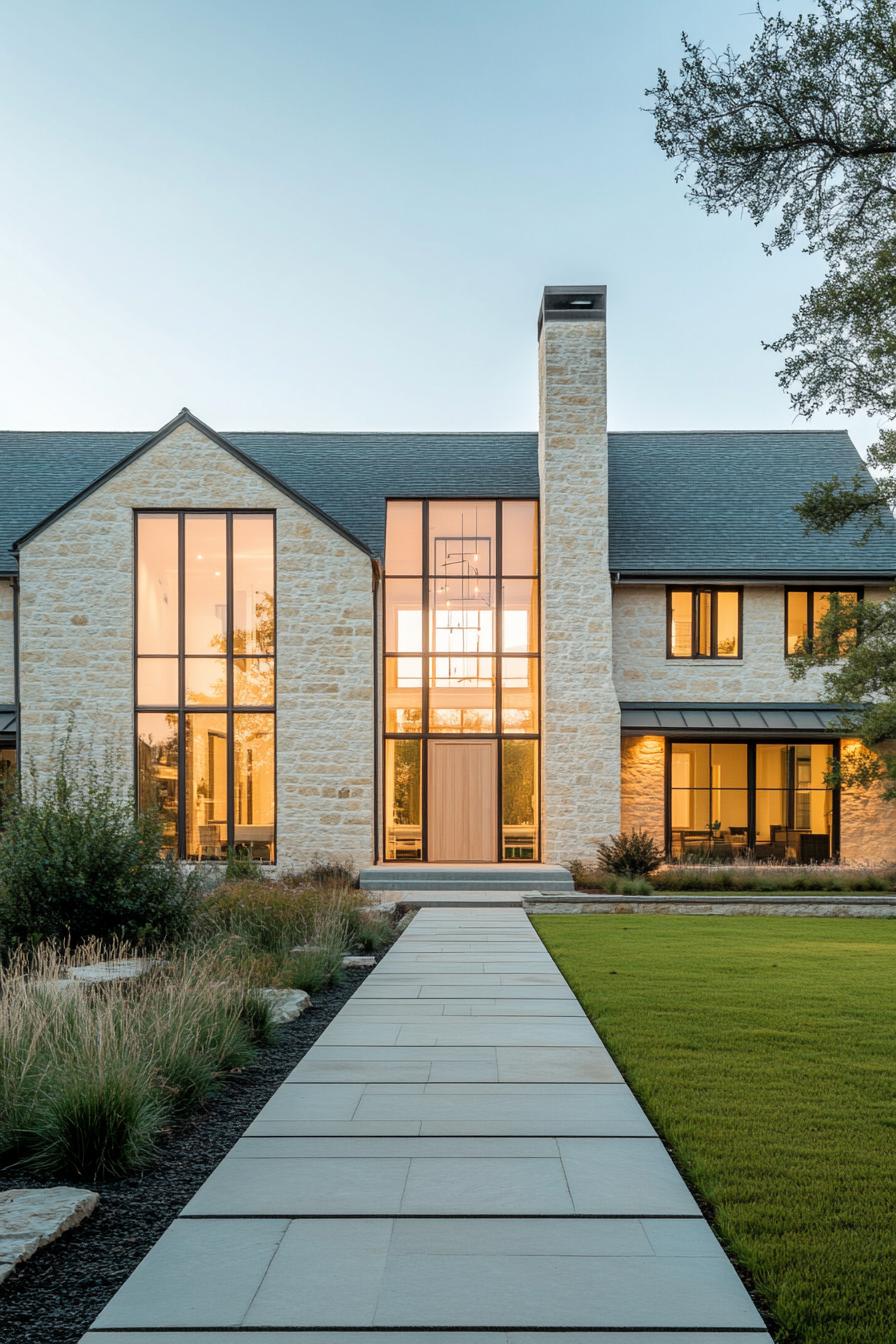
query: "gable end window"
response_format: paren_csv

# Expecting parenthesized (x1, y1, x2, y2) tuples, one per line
(667, 588, 742, 659)
(135, 511, 276, 862)
(786, 589, 861, 657)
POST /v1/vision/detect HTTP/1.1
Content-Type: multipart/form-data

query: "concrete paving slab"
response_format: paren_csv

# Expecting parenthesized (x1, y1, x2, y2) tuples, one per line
(92, 1218, 290, 1329)
(496, 1046, 622, 1082)
(558, 1138, 701, 1214)
(183, 1156, 413, 1216)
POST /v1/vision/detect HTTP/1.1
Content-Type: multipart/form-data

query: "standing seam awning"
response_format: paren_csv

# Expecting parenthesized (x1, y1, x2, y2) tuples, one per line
(620, 703, 853, 736)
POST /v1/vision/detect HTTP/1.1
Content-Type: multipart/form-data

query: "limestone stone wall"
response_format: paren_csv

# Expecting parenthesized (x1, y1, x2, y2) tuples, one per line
(613, 584, 891, 701)
(539, 310, 620, 862)
(620, 735, 665, 849)
(18, 421, 375, 873)
(0, 580, 14, 704)
(840, 740, 896, 866)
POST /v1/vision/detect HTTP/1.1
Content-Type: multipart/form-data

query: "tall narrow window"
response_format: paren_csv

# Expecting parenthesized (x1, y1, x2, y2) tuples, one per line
(667, 588, 741, 659)
(136, 511, 275, 861)
(383, 499, 539, 862)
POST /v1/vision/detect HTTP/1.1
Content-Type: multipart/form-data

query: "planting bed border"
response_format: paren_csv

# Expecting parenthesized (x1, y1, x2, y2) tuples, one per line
(0, 965, 373, 1344)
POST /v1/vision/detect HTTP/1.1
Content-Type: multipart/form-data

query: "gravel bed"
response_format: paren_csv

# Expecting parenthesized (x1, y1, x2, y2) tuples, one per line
(0, 966, 372, 1343)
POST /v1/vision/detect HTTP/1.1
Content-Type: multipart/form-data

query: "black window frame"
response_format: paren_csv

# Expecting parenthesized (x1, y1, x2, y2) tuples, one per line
(133, 508, 277, 863)
(784, 587, 863, 658)
(666, 586, 743, 660)
(382, 497, 541, 863)
(663, 736, 841, 859)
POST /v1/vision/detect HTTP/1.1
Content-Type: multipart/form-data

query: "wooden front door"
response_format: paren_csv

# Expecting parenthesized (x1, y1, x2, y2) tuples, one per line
(427, 739, 498, 862)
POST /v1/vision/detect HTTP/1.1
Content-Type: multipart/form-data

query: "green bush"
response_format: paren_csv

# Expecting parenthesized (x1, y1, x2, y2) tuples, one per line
(0, 748, 195, 951)
(596, 829, 664, 878)
(0, 941, 272, 1179)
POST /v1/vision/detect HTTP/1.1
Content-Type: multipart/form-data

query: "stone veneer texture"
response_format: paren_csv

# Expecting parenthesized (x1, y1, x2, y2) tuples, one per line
(539, 314, 620, 862)
(0, 580, 13, 704)
(17, 423, 375, 873)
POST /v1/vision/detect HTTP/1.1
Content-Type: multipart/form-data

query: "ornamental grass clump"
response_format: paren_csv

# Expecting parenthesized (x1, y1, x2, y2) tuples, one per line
(195, 875, 395, 992)
(0, 940, 272, 1179)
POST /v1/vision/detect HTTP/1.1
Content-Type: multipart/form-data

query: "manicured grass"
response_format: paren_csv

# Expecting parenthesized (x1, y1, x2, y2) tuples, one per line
(532, 916, 896, 1344)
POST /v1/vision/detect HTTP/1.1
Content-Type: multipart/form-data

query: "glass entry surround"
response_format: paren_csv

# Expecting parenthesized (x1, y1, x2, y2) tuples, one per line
(383, 499, 539, 862)
(668, 739, 838, 862)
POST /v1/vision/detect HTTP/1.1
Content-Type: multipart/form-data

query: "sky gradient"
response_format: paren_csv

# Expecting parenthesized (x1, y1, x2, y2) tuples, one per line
(1, 0, 869, 450)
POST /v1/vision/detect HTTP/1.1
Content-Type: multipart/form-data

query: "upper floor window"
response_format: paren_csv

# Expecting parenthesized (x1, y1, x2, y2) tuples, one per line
(667, 587, 741, 659)
(135, 511, 276, 862)
(786, 589, 860, 657)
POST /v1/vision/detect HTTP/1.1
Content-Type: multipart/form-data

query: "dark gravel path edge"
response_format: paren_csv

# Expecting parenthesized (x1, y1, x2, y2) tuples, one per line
(0, 965, 372, 1344)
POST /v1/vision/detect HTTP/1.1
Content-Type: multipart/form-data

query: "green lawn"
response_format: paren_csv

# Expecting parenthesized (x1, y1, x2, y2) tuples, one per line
(532, 915, 896, 1344)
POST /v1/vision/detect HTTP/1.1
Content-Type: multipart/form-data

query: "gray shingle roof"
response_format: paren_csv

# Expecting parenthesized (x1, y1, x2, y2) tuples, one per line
(608, 430, 896, 575)
(1, 425, 894, 576)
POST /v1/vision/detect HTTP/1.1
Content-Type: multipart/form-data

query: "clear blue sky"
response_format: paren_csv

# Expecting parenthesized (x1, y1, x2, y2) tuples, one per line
(1, 0, 867, 448)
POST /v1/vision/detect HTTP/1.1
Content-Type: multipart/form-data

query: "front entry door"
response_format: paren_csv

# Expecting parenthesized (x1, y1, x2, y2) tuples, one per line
(427, 739, 498, 861)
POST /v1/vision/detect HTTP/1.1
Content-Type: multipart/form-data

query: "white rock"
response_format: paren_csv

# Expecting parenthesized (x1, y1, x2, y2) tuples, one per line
(68, 958, 162, 984)
(342, 955, 376, 968)
(0, 1187, 98, 1270)
(257, 988, 310, 1023)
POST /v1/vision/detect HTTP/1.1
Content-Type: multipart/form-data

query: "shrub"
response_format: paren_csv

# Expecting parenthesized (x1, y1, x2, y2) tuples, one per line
(0, 746, 195, 951)
(568, 861, 653, 894)
(596, 829, 664, 878)
(0, 940, 271, 1178)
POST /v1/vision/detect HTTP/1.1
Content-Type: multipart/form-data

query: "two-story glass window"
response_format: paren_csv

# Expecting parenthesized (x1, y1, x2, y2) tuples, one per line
(785, 589, 860, 656)
(667, 588, 741, 658)
(135, 512, 275, 861)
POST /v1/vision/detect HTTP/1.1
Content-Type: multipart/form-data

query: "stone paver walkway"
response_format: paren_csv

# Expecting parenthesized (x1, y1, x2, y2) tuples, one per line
(81, 908, 772, 1342)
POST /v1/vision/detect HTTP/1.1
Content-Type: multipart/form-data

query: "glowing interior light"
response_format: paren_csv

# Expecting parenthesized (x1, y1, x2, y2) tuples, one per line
(196, 554, 204, 561)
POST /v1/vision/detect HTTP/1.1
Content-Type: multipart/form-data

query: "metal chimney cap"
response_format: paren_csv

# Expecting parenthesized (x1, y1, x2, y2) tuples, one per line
(538, 285, 606, 335)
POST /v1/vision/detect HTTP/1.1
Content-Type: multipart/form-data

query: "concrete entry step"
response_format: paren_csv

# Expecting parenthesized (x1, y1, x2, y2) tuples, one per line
(360, 864, 574, 895)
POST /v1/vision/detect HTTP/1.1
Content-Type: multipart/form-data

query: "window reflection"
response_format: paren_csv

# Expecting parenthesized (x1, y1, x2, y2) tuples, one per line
(185, 713, 227, 860)
(787, 589, 858, 656)
(185, 515, 227, 655)
(501, 501, 538, 576)
(137, 712, 179, 857)
(503, 740, 538, 859)
(234, 714, 275, 861)
(385, 738, 422, 860)
(233, 515, 274, 653)
(137, 515, 178, 654)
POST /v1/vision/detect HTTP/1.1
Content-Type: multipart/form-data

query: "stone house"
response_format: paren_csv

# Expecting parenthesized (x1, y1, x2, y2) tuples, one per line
(1, 285, 895, 873)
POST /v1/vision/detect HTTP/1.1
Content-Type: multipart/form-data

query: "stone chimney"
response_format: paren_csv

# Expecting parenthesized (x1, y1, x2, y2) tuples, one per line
(538, 285, 620, 862)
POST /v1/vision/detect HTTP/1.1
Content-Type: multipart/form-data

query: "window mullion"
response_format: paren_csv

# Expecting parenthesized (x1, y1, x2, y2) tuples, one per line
(226, 511, 234, 856)
(177, 512, 186, 860)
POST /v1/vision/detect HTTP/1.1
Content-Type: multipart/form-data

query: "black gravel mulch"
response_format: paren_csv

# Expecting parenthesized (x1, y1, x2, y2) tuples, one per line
(0, 966, 372, 1344)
